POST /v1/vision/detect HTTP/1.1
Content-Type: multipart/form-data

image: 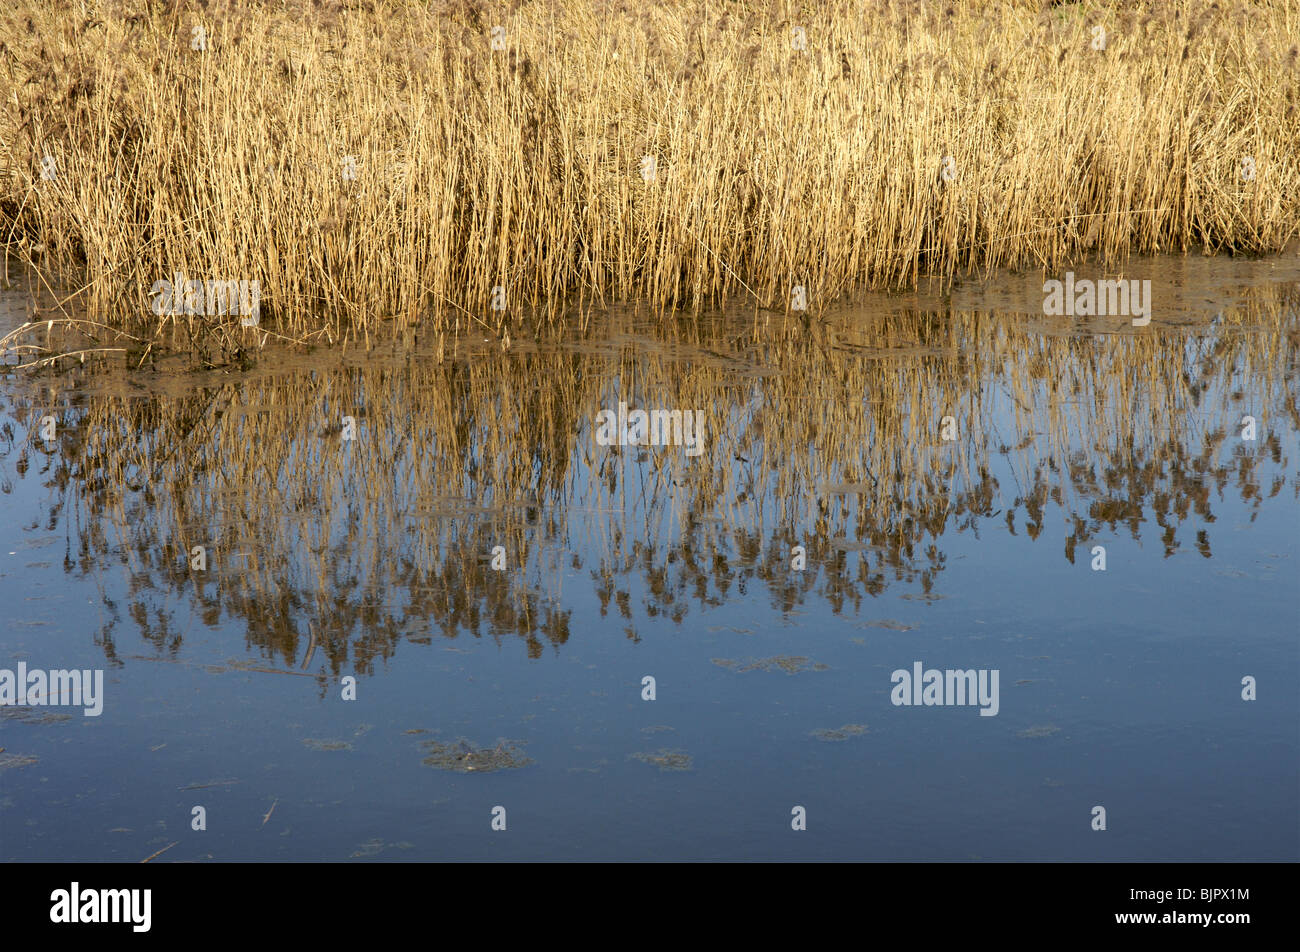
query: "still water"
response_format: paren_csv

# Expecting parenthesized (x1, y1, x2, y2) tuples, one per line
(1, 254, 1297, 861)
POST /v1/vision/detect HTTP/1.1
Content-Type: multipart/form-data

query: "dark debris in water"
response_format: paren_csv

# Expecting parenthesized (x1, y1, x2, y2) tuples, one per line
(630, 748, 693, 771)
(177, 779, 239, 791)
(302, 738, 353, 751)
(810, 724, 869, 742)
(712, 655, 828, 674)
(855, 619, 915, 631)
(420, 738, 532, 772)
(350, 838, 414, 858)
(1017, 725, 1061, 739)
(0, 706, 73, 725)
(0, 752, 39, 770)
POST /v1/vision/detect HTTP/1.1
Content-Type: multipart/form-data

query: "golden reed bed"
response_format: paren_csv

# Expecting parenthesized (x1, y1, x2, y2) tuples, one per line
(1, 0, 1297, 343)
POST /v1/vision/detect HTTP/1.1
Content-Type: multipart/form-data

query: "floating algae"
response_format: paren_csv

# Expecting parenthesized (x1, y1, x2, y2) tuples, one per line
(302, 738, 353, 751)
(0, 706, 73, 725)
(855, 619, 915, 631)
(350, 839, 415, 858)
(810, 724, 869, 742)
(712, 655, 828, 674)
(420, 738, 532, 773)
(0, 752, 39, 770)
(640, 725, 675, 734)
(630, 748, 693, 771)
(1017, 725, 1061, 739)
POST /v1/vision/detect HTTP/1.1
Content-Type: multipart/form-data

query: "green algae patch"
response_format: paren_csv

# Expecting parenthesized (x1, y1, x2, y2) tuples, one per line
(630, 748, 693, 771)
(350, 839, 415, 858)
(1, 707, 73, 725)
(421, 738, 532, 773)
(713, 655, 827, 674)
(810, 724, 869, 742)
(1017, 725, 1061, 739)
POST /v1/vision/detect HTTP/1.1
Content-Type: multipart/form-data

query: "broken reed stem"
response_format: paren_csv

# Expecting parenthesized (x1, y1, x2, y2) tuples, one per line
(139, 841, 178, 863)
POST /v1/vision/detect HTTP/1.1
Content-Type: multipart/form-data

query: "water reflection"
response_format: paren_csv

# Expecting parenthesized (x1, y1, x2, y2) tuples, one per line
(2, 282, 1294, 675)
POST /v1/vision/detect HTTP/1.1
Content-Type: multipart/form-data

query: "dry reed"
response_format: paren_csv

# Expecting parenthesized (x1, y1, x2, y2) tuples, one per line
(0, 0, 1296, 344)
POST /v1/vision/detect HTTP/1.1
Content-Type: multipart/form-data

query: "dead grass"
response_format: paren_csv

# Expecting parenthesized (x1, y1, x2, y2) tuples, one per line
(0, 0, 1296, 344)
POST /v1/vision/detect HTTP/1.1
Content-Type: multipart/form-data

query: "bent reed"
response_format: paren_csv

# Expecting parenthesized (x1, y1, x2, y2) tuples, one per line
(1, 0, 1297, 342)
